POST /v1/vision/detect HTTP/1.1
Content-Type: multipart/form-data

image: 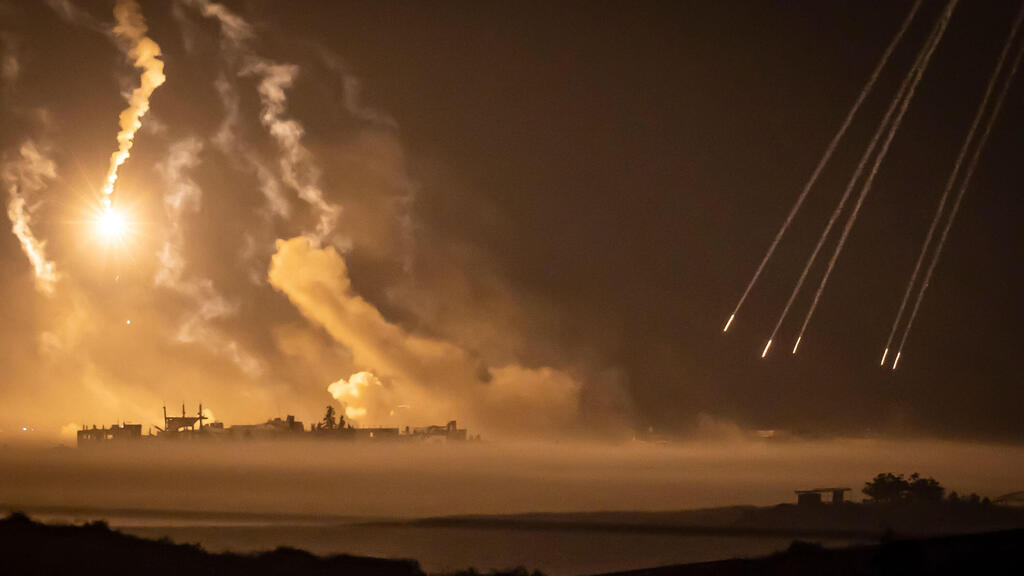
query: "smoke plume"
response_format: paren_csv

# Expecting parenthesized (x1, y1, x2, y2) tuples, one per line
(156, 138, 263, 376)
(269, 237, 584, 437)
(102, 0, 166, 203)
(3, 140, 58, 295)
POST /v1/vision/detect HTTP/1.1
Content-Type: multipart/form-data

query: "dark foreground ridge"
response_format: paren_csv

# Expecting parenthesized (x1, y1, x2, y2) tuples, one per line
(0, 513, 537, 576)
(596, 530, 1024, 576)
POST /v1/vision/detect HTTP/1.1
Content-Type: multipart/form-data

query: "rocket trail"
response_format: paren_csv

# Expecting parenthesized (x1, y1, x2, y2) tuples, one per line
(765, 0, 953, 356)
(883, 0, 1024, 368)
(102, 0, 166, 207)
(721, 0, 923, 333)
(792, 0, 959, 354)
(761, 339, 773, 359)
(892, 3, 1024, 369)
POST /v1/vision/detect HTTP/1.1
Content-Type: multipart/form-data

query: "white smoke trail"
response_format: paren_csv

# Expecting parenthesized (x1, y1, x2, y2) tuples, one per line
(792, 0, 959, 352)
(893, 9, 1024, 369)
(883, 2, 1024, 367)
(213, 73, 291, 218)
(101, 0, 166, 206)
(724, 0, 923, 333)
(241, 59, 340, 240)
(156, 138, 264, 376)
(2, 141, 58, 295)
(184, 0, 339, 241)
(762, 0, 956, 356)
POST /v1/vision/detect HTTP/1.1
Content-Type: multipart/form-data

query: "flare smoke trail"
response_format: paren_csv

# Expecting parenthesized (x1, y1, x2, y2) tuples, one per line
(893, 6, 1024, 369)
(187, 0, 340, 240)
(762, 0, 956, 357)
(3, 141, 58, 294)
(792, 0, 959, 354)
(101, 0, 166, 207)
(722, 0, 923, 334)
(881, 1, 1024, 367)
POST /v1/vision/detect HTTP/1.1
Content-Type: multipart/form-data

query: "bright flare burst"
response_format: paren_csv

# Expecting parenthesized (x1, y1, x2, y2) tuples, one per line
(96, 207, 128, 242)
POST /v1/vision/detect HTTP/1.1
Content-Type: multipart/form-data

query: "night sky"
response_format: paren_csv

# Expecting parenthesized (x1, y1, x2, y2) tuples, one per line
(1, 0, 1021, 442)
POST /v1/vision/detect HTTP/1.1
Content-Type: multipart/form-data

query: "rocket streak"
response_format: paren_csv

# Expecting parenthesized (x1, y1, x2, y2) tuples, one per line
(761, 339, 772, 358)
(723, 314, 735, 332)
(792, 0, 958, 352)
(893, 6, 1024, 368)
(102, 0, 166, 202)
(764, 0, 951, 355)
(886, 1, 1024, 369)
(721, 0, 923, 334)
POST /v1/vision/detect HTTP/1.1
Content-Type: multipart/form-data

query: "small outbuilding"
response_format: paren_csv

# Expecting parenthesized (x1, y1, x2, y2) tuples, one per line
(795, 487, 851, 506)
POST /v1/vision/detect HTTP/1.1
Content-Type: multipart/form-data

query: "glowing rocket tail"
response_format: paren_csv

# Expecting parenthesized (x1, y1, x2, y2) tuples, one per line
(723, 314, 735, 333)
(892, 351, 902, 370)
(880, 348, 889, 366)
(792, 336, 801, 354)
(761, 339, 773, 358)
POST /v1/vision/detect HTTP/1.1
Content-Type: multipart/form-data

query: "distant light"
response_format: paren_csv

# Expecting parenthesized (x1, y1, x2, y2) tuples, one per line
(761, 339, 773, 358)
(125, 319, 132, 326)
(21, 427, 27, 431)
(723, 314, 735, 332)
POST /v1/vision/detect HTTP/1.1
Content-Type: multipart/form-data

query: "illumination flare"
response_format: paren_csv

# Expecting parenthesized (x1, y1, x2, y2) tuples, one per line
(792, 336, 801, 355)
(723, 314, 734, 332)
(761, 339, 772, 358)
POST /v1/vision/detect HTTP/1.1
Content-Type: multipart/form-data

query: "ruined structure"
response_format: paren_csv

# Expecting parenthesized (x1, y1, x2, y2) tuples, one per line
(77, 405, 470, 447)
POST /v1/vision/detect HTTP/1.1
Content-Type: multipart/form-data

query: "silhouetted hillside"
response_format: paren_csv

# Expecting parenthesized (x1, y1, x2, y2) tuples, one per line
(596, 530, 1024, 576)
(0, 512, 422, 576)
(0, 513, 547, 576)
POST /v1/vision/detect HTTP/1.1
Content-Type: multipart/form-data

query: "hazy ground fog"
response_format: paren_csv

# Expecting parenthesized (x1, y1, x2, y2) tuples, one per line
(2, 438, 1022, 518)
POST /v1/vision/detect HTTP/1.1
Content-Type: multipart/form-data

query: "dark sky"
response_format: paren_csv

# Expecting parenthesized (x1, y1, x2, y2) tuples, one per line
(1, 0, 1021, 442)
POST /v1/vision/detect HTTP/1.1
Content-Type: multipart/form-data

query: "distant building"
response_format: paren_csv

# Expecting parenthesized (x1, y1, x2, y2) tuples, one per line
(76, 405, 471, 446)
(412, 420, 467, 441)
(77, 423, 142, 446)
(158, 404, 208, 438)
(795, 487, 851, 507)
(347, 426, 401, 440)
(226, 415, 305, 439)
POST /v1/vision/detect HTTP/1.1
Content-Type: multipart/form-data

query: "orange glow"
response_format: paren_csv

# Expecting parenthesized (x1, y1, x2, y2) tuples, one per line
(95, 207, 128, 242)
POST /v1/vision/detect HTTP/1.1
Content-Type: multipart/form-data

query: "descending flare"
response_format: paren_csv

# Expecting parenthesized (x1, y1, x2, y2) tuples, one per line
(722, 0, 923, 335)
(892, 351, 902, 370)
(102, 0, 166, 205)
(889, 1, 1024, 369)
(881, 348, 889, 366)
(723, 314, 735, 332)
(761, 339, 772, 358)
(792, 336, 801, 355)
(779, 0, 957, 355)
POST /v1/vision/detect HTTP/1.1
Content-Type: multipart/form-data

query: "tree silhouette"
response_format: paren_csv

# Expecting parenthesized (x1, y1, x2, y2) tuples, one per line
(863, 473, 908, 503)
(321, 406, 337, 431)
(906, 473, 944, 502)
(864, 472, 945, 503)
